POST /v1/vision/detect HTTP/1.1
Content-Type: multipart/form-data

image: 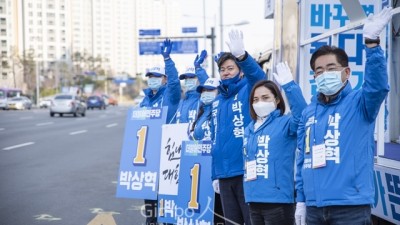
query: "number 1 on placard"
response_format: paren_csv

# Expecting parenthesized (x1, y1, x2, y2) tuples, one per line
(188, 163, 200, 209)
(133, 126, 148, 165)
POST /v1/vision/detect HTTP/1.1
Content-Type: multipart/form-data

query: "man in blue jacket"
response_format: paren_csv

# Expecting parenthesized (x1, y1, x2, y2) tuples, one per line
(210, 29, 266, 225)
(139, 38, 181, 225)
(294, 7, 394, 225)
(174, 50, 209, 124)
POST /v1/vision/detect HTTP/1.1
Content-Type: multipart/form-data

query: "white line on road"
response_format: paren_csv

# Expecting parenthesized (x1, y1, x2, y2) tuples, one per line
(20, 116, 33, 120)
(0, 128, 4, 131)
(106, 123, 118, 128)
(36, 122, 54, 126)
(69, 130, 87, 135)
(3, 142, 35, 150)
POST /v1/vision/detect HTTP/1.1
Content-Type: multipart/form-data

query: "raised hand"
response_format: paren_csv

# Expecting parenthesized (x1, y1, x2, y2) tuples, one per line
(160, 38, 173, 60)
(194, 50, 207, 68)
(363, 7, 394, 40)
(225, 29, 245, 58)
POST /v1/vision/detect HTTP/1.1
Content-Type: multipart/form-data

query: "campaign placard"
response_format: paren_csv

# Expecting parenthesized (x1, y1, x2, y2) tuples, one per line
(175, 140, 215, 225)
(116, 107, 167, 200)
(157, 123, 190, 224)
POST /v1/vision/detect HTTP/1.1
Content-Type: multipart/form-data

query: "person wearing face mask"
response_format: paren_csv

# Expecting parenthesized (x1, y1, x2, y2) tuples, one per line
(242, 62, 306, 225)
(174, 50, 209, 124)
(188, 77, 225, 224)
(210, 29, 266, 225)
(139, 38, 181, 225)
(189, 77, 219, 141)
(295, 7, 394, 225)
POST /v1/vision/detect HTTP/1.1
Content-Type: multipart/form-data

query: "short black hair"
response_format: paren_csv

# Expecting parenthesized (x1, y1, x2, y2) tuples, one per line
(217, 52, 240, 69)
(310, 45, 349, 71)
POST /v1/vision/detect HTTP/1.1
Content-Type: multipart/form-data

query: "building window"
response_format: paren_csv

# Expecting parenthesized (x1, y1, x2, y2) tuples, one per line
(2, 72, 7, 80)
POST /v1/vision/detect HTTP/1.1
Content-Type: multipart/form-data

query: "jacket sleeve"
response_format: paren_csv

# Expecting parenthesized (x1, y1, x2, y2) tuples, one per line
(295, 113, 306, 202)
(360, 46, 390, 122)
(195, 67, 209, 85)
(165, 58, 182, 106)
(282, 81, 307, 137)
(237, 51, 266, 89)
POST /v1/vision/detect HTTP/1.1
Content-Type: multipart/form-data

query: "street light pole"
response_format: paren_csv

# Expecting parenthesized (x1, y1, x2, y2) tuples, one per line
(35, 60, 40, 106)
(219, 0, 223, 52)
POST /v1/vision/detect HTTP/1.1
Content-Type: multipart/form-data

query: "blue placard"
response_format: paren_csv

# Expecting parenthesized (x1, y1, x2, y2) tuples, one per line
(139, 29, 161, 36)
(182, 27, 198, 33)
(116, 107, 167, 200)
(139, 40, 198, 55)
(175, 140, 214, 225)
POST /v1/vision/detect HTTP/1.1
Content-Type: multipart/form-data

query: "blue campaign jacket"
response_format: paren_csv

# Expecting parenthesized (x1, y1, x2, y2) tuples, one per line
(243, 81, 306, 203)
(175, 68, 209, 124)
(189, 104, 213, 141)
(210, 52, 266, 180)
(295, 46, 389, 207)
(140, 59, 181, 123)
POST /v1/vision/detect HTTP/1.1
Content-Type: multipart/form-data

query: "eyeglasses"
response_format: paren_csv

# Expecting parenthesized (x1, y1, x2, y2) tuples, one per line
(314, 66, 345, 77)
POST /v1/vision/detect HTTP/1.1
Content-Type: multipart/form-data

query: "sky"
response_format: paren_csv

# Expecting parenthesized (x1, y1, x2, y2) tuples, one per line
(173, 0, 274, 72)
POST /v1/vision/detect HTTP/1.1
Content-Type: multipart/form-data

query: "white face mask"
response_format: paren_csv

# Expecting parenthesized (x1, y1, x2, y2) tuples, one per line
(185, 79, 198, 92)
(252, 101, 276, 118)
(147, 77, 163, 90)
(200, 91, 217, 105)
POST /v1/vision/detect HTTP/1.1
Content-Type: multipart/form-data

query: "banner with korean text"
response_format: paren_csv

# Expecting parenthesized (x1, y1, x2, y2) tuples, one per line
(157, 123, 189, 224)
(116, 107, 167, 200)
(175, 140, 215, 225)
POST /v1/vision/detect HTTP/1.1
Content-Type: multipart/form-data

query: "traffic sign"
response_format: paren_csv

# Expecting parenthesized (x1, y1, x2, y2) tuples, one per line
(139, 40, 198, 55)
(139, 29, 161, 36)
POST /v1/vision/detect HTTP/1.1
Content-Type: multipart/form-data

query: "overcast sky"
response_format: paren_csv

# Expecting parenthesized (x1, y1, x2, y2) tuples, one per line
(178, 0, 274, 56)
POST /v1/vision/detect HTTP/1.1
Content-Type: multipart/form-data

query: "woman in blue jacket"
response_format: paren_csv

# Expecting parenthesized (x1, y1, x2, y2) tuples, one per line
(243, 62, 306, 225)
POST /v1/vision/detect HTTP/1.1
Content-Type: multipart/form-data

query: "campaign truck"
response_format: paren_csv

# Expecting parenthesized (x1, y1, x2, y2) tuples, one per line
(261, 0, 400, 224)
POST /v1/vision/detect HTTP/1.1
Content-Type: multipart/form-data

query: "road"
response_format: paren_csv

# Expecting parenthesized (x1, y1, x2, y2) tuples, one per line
(0, 106, 147, 225)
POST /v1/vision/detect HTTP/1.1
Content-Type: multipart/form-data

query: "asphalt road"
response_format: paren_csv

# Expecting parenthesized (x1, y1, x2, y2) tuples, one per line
(0, 106, 148, 225)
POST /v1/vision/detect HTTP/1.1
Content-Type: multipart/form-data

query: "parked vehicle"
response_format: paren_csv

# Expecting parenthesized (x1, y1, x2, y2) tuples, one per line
(50, 94, 86, 117)
(6, 96, 32, 110)
(87, 95, 106, 110)
(0, 88, 22, 110)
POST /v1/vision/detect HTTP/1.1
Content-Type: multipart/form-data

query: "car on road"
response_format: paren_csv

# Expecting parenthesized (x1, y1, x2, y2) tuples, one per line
(50, 94, 86, 117)
(39, 98, 53, 108)
(103, 94, 118, 106)
(87, 95, 106, 110)
(6, 96, 32, 110)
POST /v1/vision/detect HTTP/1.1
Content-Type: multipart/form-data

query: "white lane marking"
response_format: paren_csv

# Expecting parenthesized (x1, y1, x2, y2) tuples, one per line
(69, 130, 87, 135)
(0, 128, 4, 131)
(20, 116, 33, 120)
(106, 123, 117, 128)
(33, 214, 61, 221)
(3, 142, 35, 150)
(36, 122, 54, 126)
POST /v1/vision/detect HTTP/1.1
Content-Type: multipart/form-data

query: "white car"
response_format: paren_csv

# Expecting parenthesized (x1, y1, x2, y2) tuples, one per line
(50, 94, 86, 117)
(39, 98, 53, 108)
(6, 96, 32, 110)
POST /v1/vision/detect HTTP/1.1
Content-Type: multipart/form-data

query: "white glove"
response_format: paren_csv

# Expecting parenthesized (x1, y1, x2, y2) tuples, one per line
(212, 180, 220, 194)
(295, 202, 306, 225)
(226, 29, 245, 58)
(273, 61, 294, 86)
(363, 7, 394, 39)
